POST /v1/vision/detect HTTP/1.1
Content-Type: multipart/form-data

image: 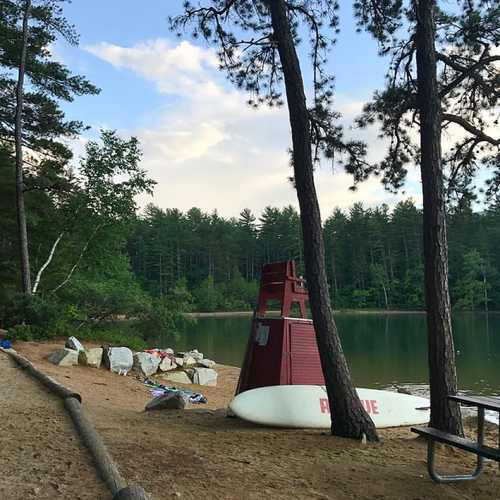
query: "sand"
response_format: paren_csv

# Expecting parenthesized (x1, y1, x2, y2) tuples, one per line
(2, 340, 499, 500)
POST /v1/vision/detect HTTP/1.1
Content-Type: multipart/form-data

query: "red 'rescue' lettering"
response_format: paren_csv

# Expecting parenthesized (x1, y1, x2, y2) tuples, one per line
(319, 397, 380, 415)
(319, 398, 330, 414)
(361, 399, 380, 414)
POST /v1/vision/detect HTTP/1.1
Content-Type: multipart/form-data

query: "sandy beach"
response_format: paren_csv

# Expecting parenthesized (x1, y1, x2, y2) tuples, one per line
(1, 340, 499, 500)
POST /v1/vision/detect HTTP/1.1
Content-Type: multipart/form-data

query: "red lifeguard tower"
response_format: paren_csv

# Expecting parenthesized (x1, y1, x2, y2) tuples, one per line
(236, 260, 325, 394)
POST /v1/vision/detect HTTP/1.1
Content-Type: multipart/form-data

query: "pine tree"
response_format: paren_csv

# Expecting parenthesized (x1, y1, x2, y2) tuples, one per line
(171, 0, 378, 440)
(0, 0, 99, 295)
(351, 0, 498, 434)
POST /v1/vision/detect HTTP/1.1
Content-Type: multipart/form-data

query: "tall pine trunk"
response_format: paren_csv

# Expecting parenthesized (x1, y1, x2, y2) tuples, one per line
(415, 0, 463, 435)
(15, 0, 32, 296)
(268, 0, 378, 441)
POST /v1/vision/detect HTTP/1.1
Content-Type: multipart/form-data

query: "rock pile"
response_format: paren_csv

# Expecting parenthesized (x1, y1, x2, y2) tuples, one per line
(47, 338, 218, 386)
(134, 348, 218, 387)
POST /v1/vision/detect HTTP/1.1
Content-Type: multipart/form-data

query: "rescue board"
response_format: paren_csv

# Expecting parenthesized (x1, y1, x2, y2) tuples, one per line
(229, 385, 430, 429)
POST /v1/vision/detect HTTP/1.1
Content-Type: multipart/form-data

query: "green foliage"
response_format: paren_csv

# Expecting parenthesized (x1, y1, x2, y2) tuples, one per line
(353, 0, 499, 203)
(137, 279, 195, 340)
(59, 256, 151, 323)
(453, 250, 489, 311)
(192, 275, 223, 312)
(77, 326, 147, 352)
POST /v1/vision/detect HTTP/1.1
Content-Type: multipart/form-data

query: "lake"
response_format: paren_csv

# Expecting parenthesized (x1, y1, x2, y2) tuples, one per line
(154, 312, 500, 396)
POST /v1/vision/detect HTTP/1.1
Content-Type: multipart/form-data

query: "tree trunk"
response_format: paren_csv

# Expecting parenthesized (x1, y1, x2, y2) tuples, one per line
(415, 0, 463, 435)
(382, 282, 389, 310)
(482, 267, 488, 313)
(268, 0, 378, 441)
(15, 0, 32, 296)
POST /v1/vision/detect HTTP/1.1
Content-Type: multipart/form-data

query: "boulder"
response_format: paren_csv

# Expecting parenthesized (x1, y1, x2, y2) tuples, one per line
(48, 348, 79, 367)
(198, 358, 216, 369)
(174, 357, 184, 368)
(160, 370, 192, 385)
(107, 347, 133, 375)
(159, 356, 177, 372)
(188, 349, 204, 362)
(133, 352, 161, 377)
(165, 348, 174, 355)
(183, 355, 197, 368)
(65, 336, 84, 352)
(79, 348, 103, 368)
(145, 392, 186, 411)
(192, 367, 218, 387)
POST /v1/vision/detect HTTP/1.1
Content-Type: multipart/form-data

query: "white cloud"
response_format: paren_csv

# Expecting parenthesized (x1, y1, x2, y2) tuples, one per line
(85, 38, 415, 219)
(86, 39, 218, 96)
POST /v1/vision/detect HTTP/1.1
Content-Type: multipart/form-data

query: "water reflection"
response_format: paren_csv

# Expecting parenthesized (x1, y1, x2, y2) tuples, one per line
(153, 312, 500, 395)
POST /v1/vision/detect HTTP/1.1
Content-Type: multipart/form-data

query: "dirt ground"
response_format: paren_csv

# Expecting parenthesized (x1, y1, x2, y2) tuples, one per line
(0, 351, 109, 499)
(3, 340, 500, 500)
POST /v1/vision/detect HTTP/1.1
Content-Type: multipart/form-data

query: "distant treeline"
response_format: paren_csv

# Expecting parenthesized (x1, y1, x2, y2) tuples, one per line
(128, 200, 500, 312)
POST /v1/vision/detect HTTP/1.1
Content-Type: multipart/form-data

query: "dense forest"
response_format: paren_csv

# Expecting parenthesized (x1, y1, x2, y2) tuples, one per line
(128, 200, 500, 312)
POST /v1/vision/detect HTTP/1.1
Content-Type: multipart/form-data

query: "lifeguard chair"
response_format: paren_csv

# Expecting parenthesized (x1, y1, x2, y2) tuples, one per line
(236, 260, 325, 394)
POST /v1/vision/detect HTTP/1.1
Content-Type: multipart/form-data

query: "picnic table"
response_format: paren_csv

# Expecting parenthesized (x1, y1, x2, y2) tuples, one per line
(411, 394, 500, 483)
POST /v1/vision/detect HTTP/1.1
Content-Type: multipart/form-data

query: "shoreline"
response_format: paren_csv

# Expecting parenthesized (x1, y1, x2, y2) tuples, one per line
(187, 309, 500, 318)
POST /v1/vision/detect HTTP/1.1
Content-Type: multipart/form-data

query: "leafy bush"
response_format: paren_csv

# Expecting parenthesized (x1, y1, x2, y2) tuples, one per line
(78, 326, 147, 351)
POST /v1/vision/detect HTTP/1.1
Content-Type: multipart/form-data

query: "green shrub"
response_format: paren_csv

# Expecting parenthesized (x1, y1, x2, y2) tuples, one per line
(78, 327, 147, 351)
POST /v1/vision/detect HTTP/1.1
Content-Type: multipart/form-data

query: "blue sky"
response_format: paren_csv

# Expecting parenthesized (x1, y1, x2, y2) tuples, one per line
(55, 0, 423, 218)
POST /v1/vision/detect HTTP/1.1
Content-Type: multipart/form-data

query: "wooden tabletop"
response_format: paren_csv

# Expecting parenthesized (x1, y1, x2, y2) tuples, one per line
(448, 394, 500, 412)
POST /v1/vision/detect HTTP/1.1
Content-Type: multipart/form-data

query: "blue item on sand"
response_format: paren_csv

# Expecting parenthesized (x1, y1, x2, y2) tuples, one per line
(0, 339, 12, 349)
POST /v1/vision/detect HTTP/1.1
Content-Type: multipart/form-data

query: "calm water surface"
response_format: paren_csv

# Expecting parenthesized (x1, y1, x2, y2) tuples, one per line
(154, 313, 500, 396)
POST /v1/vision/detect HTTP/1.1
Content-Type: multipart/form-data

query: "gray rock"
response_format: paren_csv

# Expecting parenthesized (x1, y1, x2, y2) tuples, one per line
(165, 348, 174, 355)
(145, 392, 186, 411)
(48, 348, 79, 367)
(79, 348, 103, 368)
(198, 358, 216, 369)
(65, 336, 84, 352)
(160, 370, 192, 385)
(192, 367, 218, 386)
(133, 352, 161, 377)
(107, 347, 133, 375)
(174, 357, 184, 367)
(159, 356, 177, 372)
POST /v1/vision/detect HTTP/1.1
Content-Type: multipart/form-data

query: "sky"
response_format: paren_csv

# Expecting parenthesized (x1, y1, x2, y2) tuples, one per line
(54, 0, 424, 219)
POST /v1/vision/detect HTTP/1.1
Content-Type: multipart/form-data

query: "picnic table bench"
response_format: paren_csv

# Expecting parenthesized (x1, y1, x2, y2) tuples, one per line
(411, 394, 500, 483)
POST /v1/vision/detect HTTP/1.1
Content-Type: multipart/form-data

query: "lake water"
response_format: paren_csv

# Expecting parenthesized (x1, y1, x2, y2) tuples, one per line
(154, 313, 500, 396)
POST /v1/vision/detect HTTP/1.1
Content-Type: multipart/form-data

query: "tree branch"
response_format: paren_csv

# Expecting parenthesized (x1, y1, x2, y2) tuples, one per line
(442, 113, 499, 146)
